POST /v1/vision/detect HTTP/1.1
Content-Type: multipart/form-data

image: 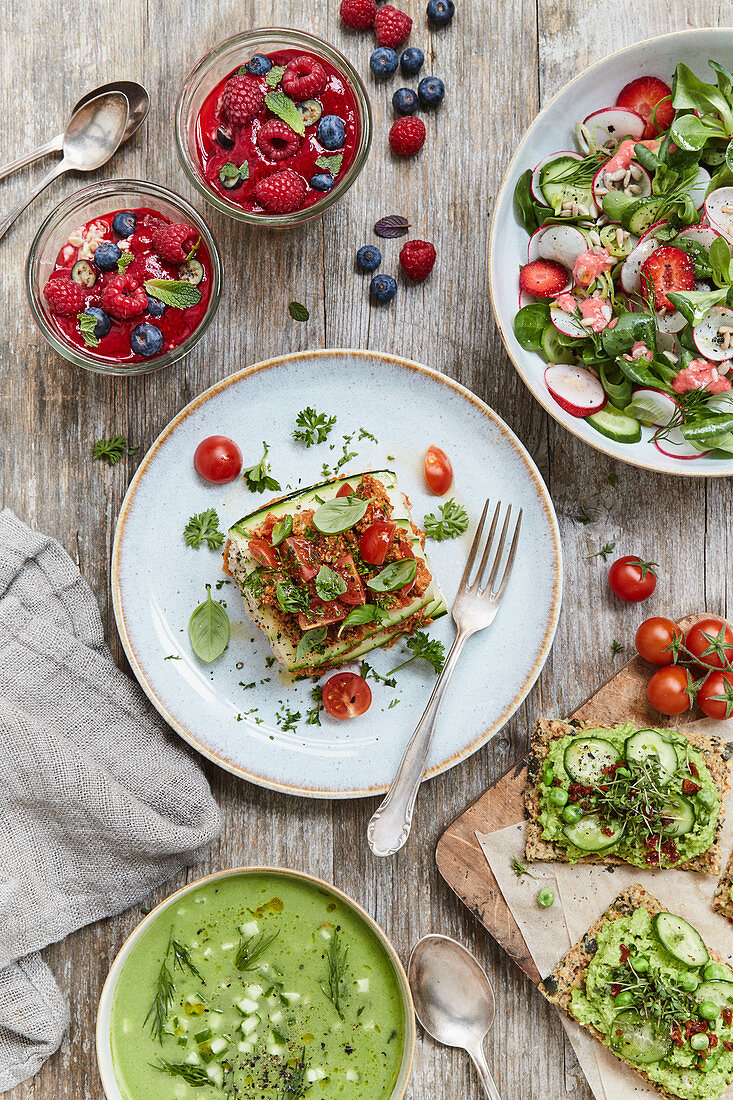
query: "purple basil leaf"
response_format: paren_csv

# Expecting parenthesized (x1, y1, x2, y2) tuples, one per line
(374, 215, 410, 238)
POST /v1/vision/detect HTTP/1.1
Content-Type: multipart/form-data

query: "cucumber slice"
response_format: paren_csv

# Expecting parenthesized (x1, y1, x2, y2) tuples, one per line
(653, 913, 709, 968)
(562, 813, 624, 852)
(541, 323, 576, 364)
(564, 737, 622, 784)
(623, 198, 663, 236)
(659, 794, 696, 838)
(609, 1010, 672, 1065)
(587, 406, 642, 443)
(694, 981, 733, 1008)
(540, 156, 594, 214)
(624, 730, 678, 784)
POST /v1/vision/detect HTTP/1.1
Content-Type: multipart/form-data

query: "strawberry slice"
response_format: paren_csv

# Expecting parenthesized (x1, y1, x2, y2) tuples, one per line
(640, 246, 695, 311)
(616, 76, 674, 139)
(519, 259, 569, 299)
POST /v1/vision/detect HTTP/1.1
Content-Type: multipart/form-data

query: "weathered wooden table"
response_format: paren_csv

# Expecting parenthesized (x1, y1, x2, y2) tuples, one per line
(1, 2, 728, 1097)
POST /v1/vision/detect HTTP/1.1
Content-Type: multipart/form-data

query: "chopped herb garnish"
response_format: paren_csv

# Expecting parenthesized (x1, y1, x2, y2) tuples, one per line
(511, 857, 537, 880)
(357, 427, 378, 443)
(424, 499, 469, 541)
(611, 639, 625, 655)
(390, 632, 446, 675)
(184, 508, 224, 550)
(77, 311, 100, 347)
(92, 435, 138, 466)
(360, 660, 397, 688)
(235, 929, 278, 971)
(243, 442, 281, 493)
(153, 1059, 210, 1086)
(293, 407, 337, 447)
(585, 540, 616, 561)
(323, 929, 349, 1019)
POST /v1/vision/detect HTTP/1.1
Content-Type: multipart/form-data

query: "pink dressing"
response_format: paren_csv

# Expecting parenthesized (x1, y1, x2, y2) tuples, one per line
(573, 248, 612, 288)
(672, 358, 732, 395)
(604, 137, 661, 175)
(578, 297, 610, 332)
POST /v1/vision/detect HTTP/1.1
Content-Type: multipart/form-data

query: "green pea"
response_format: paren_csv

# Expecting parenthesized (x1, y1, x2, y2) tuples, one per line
(562, 804, 584, 824)
(699, 1001, 720, 1021)
(549, 787, 569, 807)
(542, 764, 554, 784)
(614, 990, 633, 1007)
(629, 955, 649, 973)
(537, 887, 555, 909)
(691, 1033, 710, 1051)
(678, 972, 699, 992)
(704, 963, 727, 982)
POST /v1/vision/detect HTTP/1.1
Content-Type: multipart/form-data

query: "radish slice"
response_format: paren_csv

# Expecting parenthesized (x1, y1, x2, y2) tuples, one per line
(677, 224, 720, 249)
(580, 107, 646, 150)
(693, 306, 733, 360)
(640, 218, 669, 241)
(620, 237, 662, 294)
(688, 165, 711, 210)
(705, 188, 733, 243)
(550, 304, 586, 338)
(545, 364, 607, 416)
(656, 330, 681, 360)
(527, 224, 589, 268)
(707, 391, 733, 414)
(656, 309, 687, 334)
(530, 151, 582, 206)
(592, 162, 652, 208)
(627, 387, 678, 426)
(518, 288, 536, 310)
(654, 427, 710, 459)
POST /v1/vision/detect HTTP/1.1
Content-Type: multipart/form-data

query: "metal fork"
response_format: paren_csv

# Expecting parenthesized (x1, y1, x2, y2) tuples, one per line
(367, 499, 522, 857)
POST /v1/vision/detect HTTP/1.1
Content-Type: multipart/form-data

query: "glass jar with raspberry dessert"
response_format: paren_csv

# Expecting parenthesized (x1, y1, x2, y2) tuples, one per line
(175, 29, 372, 226)
(26, 180, 222, 375)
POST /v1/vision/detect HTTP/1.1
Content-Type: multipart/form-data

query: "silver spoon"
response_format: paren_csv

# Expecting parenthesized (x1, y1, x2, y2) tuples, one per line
(0, 80, 149, 182)
(409, 934, 502, 1100)
(0, 90, 128, 243)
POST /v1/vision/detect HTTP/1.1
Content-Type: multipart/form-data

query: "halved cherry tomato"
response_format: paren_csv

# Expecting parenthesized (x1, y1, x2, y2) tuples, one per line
(334, 554, 366, 605)
(685, 617, 733, 671)
(336, 483, 354, 498)
(646, 665, 691, 716)
(194, 435, 243, 483)
(608, 555, 658, 603)
(635, 617, 682, 666)
(322, 672, 372, 719)
(248, 538, 279, 569)
(298, 600, 345, 632)
(359, 521, 396, 566)
(285, 537, 319, 581)
(697, 670, 733, 720)
(424, 446, 453, 495)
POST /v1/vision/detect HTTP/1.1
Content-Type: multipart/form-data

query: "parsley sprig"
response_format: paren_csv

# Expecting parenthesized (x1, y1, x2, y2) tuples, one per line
(293, 407, 336, 447)
(390, 632, 446, 675)
(243, 442, 281, 493)
(183, 508, 224, 550)
(424, 499, 469, 541)
(92, 435, 138, 466)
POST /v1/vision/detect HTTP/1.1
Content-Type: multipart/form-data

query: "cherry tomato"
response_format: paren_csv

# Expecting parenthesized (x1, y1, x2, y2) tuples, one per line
(359, 521, 396, 566)
(697, 670, 733, 720)
(608, 556, 658, 603)
(322, 673, 372, 720)
(333, 554, 366, 605)
(424, 446, 453, 495)
(646, 665, 691, 716)
(336, 483, 354, 498)
(635, 617, 682, 666)
(248, 538, 279, 569)
(285, 537, 318, 581)
(685, 617, 733, 671)
(193, 435, 243, 483)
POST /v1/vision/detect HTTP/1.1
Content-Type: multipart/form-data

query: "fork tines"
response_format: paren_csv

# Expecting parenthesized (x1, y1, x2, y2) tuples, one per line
(459, 499, 522, 600)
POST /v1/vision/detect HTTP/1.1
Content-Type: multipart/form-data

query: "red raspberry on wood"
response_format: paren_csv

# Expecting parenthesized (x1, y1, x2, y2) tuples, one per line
(340, 0, 377, 29)
(399, 239, 437, 281)
(389, 116, 426, 156)
(374, 5, 412, 47)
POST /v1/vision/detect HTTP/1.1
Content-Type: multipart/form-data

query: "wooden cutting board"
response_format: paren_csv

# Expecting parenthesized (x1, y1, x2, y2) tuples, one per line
(435, 613, 709, 985)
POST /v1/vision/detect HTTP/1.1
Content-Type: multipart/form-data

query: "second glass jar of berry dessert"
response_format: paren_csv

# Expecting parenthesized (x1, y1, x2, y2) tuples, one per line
(175, 29, 372, 226)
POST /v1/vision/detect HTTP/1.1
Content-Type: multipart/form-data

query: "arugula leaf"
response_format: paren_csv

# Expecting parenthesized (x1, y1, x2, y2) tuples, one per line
(424, 499, 469, 541)
(264, 89, 305, 136)
(92, 435, 138, 466)
(77, 311, 100, 348)
(315, 565, 347, 602)
(184, 508, 224, 550)
(390, 631, 446, 675)
(144, 278, 202, 309)
(293, 407, 337, 446)
(242, 442, 281, 493)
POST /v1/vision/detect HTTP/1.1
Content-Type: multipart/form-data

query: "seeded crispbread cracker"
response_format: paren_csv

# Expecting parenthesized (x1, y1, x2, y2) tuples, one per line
(540, 884, 733, 1100)
(713, 851, 733, 923)
(524, 717, 731, 875)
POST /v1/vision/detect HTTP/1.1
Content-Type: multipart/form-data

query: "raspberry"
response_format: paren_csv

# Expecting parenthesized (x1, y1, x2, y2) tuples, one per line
(399, 239, 437, 282)
(221, 74, 265, 126)
(255, 169, 307, 214)
(282, 55, 327, 102)
(340, 0, 377, 29)
(257, 119, 301, 162)
(152, 222, 198, 264)
(43, 274, 84, 316)
(101, 273, 148, 320)
(389, 116, 426, 156)
(374, 5, 412, 47)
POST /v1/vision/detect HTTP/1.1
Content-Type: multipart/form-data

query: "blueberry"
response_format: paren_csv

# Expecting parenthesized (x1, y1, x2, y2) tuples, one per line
(400, 47, 424, 75)
(370, 47, 399, 78)
(216, 125, 235, 150)
(418, 76, 445, 107)
(94, 242, 122, 271)
(357, 245, 382, 272)
(317, 115, 346, 150)
(370, 274, 397, 303)
(392, 88, 418, 115)
(146, 294, 167, 318)
(112, 210, 136, 238)
(247, 54, 272, 75)
(426, 0, 454, 25)
(81, 307, 111, 338)
(130, 323, 164, 357)
(310, 172, 335, 191)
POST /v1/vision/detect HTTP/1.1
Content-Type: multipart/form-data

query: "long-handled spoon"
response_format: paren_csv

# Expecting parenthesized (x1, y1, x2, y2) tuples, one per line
(0, 80, 149, 182)
(0, 90, 128, 244)
(409, 934, 503, 1100)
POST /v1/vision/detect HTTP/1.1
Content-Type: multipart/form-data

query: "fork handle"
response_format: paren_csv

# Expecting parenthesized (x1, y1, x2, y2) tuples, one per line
(367, 629, 470, 856)
(0, 133, 64, 182)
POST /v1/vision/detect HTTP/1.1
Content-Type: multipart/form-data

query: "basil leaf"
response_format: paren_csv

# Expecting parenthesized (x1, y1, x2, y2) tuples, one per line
(144, 278, 202, 309)
(296, 626, 328, 662)
(315, 565, 347, 603)
(271, 515, 293, 547)
(188, 586, 230, 662)
(337, 604, 389, 637)
(367, 559, 417, 593)
(313, 496, 370, 534)
(276, 580, 309, 614)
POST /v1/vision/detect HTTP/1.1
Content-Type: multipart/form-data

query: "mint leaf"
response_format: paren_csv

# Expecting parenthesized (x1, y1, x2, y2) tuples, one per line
(239, 161, 249, 181)
(117, 251, 134, 274)
(219, 162, 240, 179)
(77, 311, 100, 348)
(264, 90, 305, 136)
(315, 153, 343, 177)
(266, 65, 287, 88)
(144, 279, 202, 309)
(289, 301, 309, 322)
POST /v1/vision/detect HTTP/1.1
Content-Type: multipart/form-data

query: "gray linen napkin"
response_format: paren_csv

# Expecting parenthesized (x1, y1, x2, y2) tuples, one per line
(0, 510, 221, 1092)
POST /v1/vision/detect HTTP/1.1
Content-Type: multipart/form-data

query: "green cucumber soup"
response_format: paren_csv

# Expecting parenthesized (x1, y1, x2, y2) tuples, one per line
(109, 872, 408, 1100)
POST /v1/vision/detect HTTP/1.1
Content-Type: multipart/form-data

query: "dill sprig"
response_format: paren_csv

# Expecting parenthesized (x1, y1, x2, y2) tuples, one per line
(144, 956, 175, 1044)
(323, 929, 349, 1019)
(171, 938, 202, 978)
(544, 150, 608, 187)
(153, 1058, 211, 1086)
(278, 1047, 311, 1098)
(235, 930, 278, 971)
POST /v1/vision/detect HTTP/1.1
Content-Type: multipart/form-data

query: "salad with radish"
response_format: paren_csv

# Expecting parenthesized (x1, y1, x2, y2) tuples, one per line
(513, 60, 733, 460)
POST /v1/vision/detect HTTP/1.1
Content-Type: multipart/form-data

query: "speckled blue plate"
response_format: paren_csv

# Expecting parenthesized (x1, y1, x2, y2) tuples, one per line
(112, 350, 562, 798)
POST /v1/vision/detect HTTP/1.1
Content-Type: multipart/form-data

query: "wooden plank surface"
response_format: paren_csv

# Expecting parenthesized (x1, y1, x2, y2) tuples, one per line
(0, 3, 728, 1099)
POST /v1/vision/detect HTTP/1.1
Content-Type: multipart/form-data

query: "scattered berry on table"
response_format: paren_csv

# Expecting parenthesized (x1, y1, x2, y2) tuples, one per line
(254, 169, 307, 214)
(370, 273, 398, 302)
(400, 47, 424, 75)
(339, 0, 377, 30)
(43, 274, 84, 316)
(418, 76, 445, 107)
(370, 47, 399, 78)
(81, 307, 111, 338)
(399, 239, 437, 281)
(257, 118, 301, 161)
(130, 322, 164, 358)
(389, 116, 426, 156)
(152, 222, 197, 263)
(317, 114, 346, 149)
(518, 258, 569, 299)
(392, 87, 418, 115)
(426, 0, 455, 25)
(221, 74, 265, 126)
(282, 55, 327, 101)
(112, 210, 136, 238)
(93, 241, 122, 271)
(101, 272, 149, 319)
(246, 53, 272, 75)
(146, 294, 166, 318)
(310, 172, 335, 191)
(374, 5, 413, 47)
(356, 245, 382, 272)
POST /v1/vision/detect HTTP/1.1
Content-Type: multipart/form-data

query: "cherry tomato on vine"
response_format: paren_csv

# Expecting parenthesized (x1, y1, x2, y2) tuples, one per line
(646, 664, 691, 716)
(336, 483, 354, 498)
(608, 556, 658, 603)
(697, 670, 733, 720)
(635, 617, 682, 666)
(685, 617, 733, 671)
(424, 446, 453, 495)
(359, 521, 396, 566)
(322, 673, 372, 719)
(194, 435, 243, 483)
(248, 538, 279, 569)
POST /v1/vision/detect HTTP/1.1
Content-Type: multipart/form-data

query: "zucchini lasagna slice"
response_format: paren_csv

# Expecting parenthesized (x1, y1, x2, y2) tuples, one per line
(224, 469, 446, 673)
